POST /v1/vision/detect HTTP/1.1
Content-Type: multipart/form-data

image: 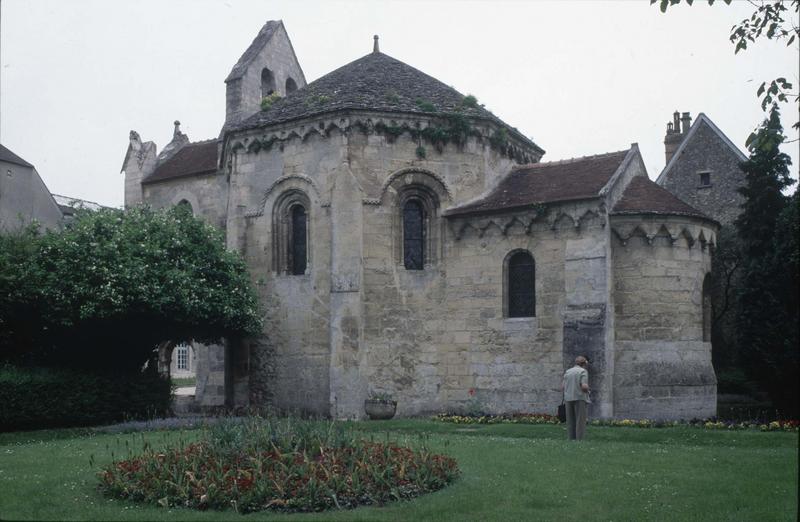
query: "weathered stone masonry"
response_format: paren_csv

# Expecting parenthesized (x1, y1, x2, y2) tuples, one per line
(121, 20, 719, 420)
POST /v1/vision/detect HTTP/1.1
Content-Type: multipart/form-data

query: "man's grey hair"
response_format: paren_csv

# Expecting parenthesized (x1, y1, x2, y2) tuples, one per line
(574, 356, 588, 365)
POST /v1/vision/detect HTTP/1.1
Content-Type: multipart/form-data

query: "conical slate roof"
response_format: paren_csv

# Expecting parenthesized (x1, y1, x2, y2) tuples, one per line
(233, 51, 542, 153)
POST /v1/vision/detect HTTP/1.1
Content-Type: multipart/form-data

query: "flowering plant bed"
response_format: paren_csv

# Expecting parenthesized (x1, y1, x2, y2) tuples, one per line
(433, 413, 560, 425)
(98, 417, 459, 513)
(433, 413, 799, 432)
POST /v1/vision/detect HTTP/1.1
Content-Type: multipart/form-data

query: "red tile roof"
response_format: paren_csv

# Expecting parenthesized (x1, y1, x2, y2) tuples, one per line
(143, 140, 218, 185)
(444, 150, 630, 216)
(612, 175, 710, 219)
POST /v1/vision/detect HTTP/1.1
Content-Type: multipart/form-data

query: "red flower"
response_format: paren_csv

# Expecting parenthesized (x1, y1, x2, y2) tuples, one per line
(468, 388, 475, 397)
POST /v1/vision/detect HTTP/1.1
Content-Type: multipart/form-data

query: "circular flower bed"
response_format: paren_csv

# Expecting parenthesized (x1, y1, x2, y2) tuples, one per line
(98, 417, 459, 513)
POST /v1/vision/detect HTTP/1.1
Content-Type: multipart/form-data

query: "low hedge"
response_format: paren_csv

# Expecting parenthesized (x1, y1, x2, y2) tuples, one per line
(0, 365, 171, 431)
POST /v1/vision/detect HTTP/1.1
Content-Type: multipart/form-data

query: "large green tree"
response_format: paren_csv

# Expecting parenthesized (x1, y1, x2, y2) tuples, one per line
(734, 108, 798, 416)
(0, 205, 262, 371)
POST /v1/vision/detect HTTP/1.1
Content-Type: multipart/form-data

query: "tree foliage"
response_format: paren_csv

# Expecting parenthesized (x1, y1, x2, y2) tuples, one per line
(652, 0, 800, 135)
(734, 108, 798, 416)
(0, 205, 262, 371)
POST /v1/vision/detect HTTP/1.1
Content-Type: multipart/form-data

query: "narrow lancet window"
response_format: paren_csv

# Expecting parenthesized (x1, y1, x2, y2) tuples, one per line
(290, 205, 307, 275)
(508, 251, 535, 317)
(403, 200, 425, 270)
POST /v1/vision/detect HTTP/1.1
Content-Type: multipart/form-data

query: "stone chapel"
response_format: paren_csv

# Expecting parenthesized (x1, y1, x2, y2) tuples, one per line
(122, 21, 719, 420)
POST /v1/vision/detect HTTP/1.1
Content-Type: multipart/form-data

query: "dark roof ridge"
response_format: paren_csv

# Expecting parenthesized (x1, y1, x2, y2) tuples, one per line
(512, 149, 630, 170)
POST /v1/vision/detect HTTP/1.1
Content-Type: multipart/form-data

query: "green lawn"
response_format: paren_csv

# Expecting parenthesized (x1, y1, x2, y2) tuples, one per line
(171, 377, 196, 388)
(0, 420, 796, 521)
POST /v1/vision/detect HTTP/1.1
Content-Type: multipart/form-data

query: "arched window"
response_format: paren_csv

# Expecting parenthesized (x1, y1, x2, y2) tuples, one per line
(272, 190, 311, 275)
(289, 204, 307, 275)
(702, 274, 712, 342)
(507, 251, 535, 318)
(261, 68, 276, 97)
(285, 77, 298, 93)
(403, 199, 425, 270)
(176, 199, 193, 214)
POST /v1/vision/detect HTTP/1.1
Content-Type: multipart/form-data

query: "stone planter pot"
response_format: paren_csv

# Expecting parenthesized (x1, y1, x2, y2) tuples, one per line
(364, 399, 397, 420)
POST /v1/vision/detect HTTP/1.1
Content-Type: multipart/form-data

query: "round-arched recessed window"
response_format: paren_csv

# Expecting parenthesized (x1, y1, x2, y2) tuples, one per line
(403, 199, 425, 270)
(507, 251, 535, 317)
(261, 68, 276, 97)
(290, 204, 307, 275)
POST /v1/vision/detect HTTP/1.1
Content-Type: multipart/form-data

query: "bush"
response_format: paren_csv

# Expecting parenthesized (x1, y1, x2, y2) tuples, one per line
(0, 205, 261, 370)
(99, 416, 460, 513)
(0, 365, 170, 431)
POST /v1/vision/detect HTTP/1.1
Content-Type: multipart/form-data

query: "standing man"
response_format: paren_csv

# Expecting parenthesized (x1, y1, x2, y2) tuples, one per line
(562, 356, 591, 440)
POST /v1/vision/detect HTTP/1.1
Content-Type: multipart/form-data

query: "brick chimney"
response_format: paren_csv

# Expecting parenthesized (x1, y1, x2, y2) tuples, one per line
(680, 112, 692, 134)
(664, 110, 684, 164)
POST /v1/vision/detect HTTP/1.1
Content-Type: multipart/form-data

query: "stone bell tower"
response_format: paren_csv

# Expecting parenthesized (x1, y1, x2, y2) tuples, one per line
(223, 20, 306, 130)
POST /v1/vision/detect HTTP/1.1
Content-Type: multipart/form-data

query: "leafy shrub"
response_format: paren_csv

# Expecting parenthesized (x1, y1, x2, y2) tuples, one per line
(0, 206, 261, 370)
(461, 94, 479, 108)
(260, 92, 282, 111)
(0, 365, 170, 431)
(415, 98, 436, 112)
(99, 417, 459, 513)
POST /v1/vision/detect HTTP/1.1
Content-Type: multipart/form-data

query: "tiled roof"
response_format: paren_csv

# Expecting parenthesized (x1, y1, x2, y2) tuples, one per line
(612, 175, 710, 219)
(445, 150, 630, 217)
(232, 51, 543, 154)
(0, 143, 34, 168)
(143, 139, 218, 185)
(226, 21, 281, 82)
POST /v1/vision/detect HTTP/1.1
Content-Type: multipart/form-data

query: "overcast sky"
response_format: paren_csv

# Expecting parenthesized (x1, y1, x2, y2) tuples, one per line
(1, 0, 798, 207)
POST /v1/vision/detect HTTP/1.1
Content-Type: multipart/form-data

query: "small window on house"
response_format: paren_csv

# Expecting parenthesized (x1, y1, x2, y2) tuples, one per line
(403, 199, 425, 270)
(507, 251, 535, 318)
(285, 77, 298, 93)
(699, 171, 711, 187)
(176, 345, 189, 370)
(289, 204, 307, 275)
(261, 68, 276, 97)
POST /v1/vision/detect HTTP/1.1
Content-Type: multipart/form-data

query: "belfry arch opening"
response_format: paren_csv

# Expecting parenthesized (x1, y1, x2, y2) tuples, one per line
(261, 68, 276, 98)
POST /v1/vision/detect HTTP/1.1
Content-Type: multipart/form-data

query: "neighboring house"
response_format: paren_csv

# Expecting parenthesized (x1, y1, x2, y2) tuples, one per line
(122, 21, 718, 420)
(169, 343, 196, 379)
(0, 143, 63, 231)
(656, 111, 748, 228)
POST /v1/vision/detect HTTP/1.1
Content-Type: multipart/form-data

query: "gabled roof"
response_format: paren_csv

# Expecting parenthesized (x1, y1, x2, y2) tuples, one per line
(656, 113, 747, 185)
(142, 139, 219, 185)
(232, 50, 543, 154)
(612, 176, 710, 220)
(0, 143, 34, 168)
(444, 149, 631, 217)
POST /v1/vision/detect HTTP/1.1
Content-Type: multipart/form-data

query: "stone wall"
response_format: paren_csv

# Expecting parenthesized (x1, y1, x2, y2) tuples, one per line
(141, 172, 228, 229)
(657, 120, 746, 227)
(237, 132, 344, 416)
(610, 215, 717, 419)
(359, 203, 610, 418)
(227, 115, 538, 418)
